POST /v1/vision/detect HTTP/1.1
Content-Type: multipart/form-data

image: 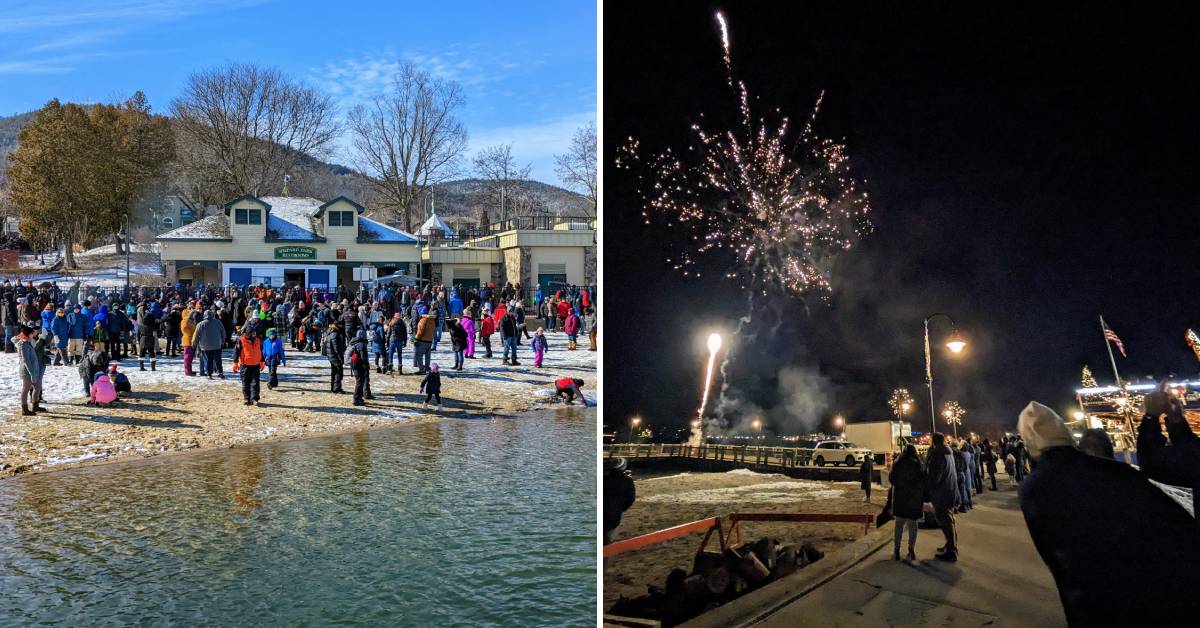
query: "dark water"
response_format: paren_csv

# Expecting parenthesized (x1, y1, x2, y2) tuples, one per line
(0, 409, 596, 626)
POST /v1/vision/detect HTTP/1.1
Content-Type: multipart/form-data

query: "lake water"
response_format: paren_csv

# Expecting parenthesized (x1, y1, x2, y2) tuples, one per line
(0, 408, 596, 626)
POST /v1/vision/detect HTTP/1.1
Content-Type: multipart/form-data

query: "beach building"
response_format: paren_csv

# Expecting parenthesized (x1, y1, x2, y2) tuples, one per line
(157, 195, 597, 291)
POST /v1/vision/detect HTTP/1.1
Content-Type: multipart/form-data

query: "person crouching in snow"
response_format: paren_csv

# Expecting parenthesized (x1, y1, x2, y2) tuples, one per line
(262, 328, 286, 390)
(555, 377, 587, 405)
(420, 363, 443, 410)
(108, 364, 131, 396)
(90, 371, 118, 406)
(79, 348, 110, 402)
(532, 327, 549, 367)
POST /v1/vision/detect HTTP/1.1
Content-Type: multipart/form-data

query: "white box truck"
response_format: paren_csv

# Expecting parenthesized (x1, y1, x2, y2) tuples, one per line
(843, 421, 913, 463)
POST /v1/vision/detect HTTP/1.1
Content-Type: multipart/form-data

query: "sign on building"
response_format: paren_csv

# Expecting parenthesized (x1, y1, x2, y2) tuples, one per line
(352, 265, 378, 282)
(275, 246, 317, 260)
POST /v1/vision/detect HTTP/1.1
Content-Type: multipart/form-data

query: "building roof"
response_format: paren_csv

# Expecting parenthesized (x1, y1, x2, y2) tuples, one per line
(358, 216, 419, 244)
(156, 214, 232, 240)
(417, 213, 455, 237)
(261, 196, 325, 241)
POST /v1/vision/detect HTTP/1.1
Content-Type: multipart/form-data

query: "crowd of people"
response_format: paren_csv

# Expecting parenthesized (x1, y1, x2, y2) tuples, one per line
(881, 431, 1027, 563)
(5, 278, 596, 413)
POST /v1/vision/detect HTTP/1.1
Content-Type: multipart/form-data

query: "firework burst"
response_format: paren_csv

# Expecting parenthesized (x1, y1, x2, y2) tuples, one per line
(889, 388, 915, 420)
(616, 11, 873, 300)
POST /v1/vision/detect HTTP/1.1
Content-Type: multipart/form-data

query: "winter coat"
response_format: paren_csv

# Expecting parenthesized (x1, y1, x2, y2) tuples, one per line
(385, 320, 407, 345)
(239, 336, 263, 367)
(924, 444, 959, 510)
(345, 332, 369, 373)
(161, 311, 182, 339)
(499, 313, 518, 338)
(39, 308, 54, 330)
(531, 335, 548, 352)
(322, 327, 345, 363)
(50, 315, 69, 347)
(262, 336, 286, 366)
(414, 315, 437, 342)
(136, 304, 159, 338)
(1136, 411, 1200, 527)
(420, 371, 442, 395)
(1020, 445, 1200, 625)
(460, 317, 475, 340)
(192, 311, 227, 351)
(556, 300, 570, 319)
(180, 311, 198, 347)
(888, 454, 926, 520)
(859, 457, 874, 490)
(564, 313, 581, 336)
(369, 324, 385, 353)
(78, 350, 109, 385)
(480, 317, 495, 338)
(15, 337, 41, 382)
(66, 311, 90, 339)
(90, 373, 118, 404)
(449, 322, 468, 352)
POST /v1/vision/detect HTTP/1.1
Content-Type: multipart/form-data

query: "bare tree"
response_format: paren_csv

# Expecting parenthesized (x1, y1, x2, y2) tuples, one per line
(170, 63, 340, 201)
(348, 60, 468, 232)
(554, 121, 596, 216)
(473, 143, 536, 224)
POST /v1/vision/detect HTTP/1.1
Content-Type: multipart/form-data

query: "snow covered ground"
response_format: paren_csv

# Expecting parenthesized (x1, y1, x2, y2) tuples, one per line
(0, 329, 596, 474)
(12, 243, 163, 288)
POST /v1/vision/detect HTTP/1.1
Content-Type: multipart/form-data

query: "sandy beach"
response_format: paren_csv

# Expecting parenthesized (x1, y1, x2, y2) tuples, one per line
(604, 468, 878, 610)
(0, 332, 595, 477)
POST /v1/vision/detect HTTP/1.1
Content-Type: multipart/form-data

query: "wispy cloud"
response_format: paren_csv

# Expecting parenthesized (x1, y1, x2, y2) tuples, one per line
(0, 51, 140, 76)
(311, 45, 535, 106)
(470, 111, 596, 183)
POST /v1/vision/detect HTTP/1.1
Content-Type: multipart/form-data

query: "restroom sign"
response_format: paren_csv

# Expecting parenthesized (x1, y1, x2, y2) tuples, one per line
(275, 246, 316, 260)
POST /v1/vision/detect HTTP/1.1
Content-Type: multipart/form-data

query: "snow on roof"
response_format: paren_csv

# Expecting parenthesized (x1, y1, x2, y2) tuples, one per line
(358, 216, 419, 243)
(258, 196, 322, 213)
(259, 197, 324, 241)
(417, 213, 454, 237)
(157, 215, 231, 240)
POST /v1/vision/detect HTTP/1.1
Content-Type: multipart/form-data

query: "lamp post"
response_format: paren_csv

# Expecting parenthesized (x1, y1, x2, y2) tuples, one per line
(924, 313, 966, 435)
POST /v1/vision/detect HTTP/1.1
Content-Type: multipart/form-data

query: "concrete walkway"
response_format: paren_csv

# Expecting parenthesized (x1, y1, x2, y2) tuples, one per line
(754, 487, 1066, 627)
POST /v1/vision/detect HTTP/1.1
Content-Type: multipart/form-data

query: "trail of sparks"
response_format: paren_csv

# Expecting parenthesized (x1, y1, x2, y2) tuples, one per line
(615, 12, 873, 302)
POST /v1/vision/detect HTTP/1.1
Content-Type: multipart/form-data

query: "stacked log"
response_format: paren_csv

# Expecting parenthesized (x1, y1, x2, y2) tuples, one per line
(606, 539, 824, 627)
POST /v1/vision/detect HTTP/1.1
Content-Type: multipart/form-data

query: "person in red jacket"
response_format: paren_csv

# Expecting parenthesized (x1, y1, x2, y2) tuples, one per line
(555, 299, 570, 331)
(563, 309, 581, 350)
(239, 330, 263, 406)
(479, 315, 495, 358)
(555, 377, 586, 405)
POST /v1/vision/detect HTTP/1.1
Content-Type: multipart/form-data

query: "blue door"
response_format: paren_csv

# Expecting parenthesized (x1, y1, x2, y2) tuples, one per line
(229, 267, 251, 286)
(308, 268, 330, 290)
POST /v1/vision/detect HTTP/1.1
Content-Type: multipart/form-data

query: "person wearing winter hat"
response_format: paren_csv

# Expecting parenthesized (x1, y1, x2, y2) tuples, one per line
(108, 363, 131, 395)
(1017, 400, 1200, 625)
(419, 363, 442, 411)
(531, 327, 549, 368)
(346, 328, 372, 406)
(924, 432, 960, 561)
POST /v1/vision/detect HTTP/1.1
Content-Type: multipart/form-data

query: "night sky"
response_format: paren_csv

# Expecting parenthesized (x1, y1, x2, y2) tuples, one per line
(603, 2, 1200, 437)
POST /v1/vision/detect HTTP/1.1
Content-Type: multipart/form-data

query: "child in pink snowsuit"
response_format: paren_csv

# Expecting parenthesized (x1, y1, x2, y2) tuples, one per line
(462, 315, 476, 358)
(532, 327, 548, 367)
(90, 372, 118, 405)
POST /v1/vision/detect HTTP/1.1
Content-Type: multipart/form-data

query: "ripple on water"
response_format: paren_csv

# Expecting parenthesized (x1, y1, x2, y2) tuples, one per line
(0, 408, 597, 627)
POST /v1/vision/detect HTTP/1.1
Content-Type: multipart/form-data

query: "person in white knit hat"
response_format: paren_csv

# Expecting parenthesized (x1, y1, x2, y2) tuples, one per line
(1017, 401, 1200, 625)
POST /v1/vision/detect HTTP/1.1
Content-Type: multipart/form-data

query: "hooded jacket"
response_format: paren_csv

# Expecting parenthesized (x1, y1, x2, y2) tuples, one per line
(889, 453, 926, 520)
(564, 312, 581, 336)
(180, 310, 198, 347)
(15, 336, 41, 381)
(924, 443, 959, 510)
(192, 311, 227, 351)
(345, 329, 369, 372)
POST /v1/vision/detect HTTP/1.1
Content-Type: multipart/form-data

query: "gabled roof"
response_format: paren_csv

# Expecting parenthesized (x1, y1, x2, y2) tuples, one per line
(260, 197, 325, 242)
(315, 196, 367, 218)
(156, 214, 232, 241)
(222, 194, 271, 214)
(417, 213, 454, 237)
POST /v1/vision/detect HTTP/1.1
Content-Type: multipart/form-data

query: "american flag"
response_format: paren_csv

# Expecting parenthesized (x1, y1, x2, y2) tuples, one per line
(1104, 324, 1126, 357)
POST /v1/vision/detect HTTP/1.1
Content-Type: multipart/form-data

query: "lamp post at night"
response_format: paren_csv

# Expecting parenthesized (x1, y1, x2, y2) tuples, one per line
(924, 313, 966, 435)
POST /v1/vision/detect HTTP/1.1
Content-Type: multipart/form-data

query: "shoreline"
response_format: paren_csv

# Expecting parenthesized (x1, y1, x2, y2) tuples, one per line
(0, 338, 595, 480)
(1, 399, 591, 481)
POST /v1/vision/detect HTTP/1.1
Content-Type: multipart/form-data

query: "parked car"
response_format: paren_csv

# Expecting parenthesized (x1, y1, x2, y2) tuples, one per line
(810, 441, 872, 467)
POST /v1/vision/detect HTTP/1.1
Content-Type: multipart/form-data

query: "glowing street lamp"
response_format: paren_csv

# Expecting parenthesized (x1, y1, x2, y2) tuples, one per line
(924, 313, 967, 435)
(834, 415, 845, 438)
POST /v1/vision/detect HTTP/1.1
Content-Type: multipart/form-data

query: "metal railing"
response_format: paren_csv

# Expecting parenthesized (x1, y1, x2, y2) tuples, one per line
(604, 443, 834, 468)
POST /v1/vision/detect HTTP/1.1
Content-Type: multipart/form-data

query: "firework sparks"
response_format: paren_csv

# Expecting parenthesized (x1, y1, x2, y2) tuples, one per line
(692, 333, 723, 445)
(889, 388, 915, 420)
(616, 13, 872, 300)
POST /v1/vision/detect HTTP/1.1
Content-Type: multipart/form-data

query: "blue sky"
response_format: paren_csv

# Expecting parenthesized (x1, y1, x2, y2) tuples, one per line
(0, 0, 596, 183)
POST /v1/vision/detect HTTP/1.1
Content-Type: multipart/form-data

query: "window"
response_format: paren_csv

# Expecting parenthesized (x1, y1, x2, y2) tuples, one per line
(329, 210, 354, 227)
(235, 208, 262, 225)
(161, 217, 174, 228)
